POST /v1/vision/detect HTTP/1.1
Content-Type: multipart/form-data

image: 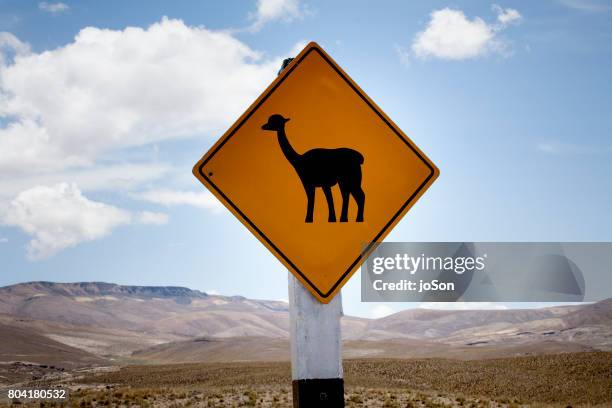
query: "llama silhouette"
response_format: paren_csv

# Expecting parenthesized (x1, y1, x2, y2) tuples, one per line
(261, 114, 365, 223)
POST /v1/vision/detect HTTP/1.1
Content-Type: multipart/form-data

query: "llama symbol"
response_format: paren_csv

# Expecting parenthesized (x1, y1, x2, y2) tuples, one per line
(261, 114, 365, 223)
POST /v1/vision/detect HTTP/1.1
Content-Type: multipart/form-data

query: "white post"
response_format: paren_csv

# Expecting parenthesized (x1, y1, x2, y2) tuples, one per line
(289, 273, 344, 407)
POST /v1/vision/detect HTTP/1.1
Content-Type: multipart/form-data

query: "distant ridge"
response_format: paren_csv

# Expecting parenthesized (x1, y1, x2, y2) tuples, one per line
(2, 281, 210, 299)
(0, 282, 610, 367)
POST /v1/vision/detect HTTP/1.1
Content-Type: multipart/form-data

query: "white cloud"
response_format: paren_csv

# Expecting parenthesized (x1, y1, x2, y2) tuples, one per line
(0, 237, 7, 243)
(1, 183, 166, 259)
(135, 189, 223, 212)
(536, 141, 610, 155)
(394, 44, 411, 67)
(0, 18, 304, 258)
(411, 6, 521, 60)
(0, 163, 171, 200)
(557, 0, 611, 12)
(250, 0, 305, 30)
(0, 18, 280, 175)
(38, 2, 70, 14)
(369, 304, 396, 318)
(137, 211, 169, 225)
(418, 302, 508, 310)
(287, 40, 309, 58)
(0, 18, 305, 199)
(493, 5, 522, 25)
(0, 32, 30, 65)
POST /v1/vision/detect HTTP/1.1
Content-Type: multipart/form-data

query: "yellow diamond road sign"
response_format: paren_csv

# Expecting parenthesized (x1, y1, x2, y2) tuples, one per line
(193, 42, 439, 303)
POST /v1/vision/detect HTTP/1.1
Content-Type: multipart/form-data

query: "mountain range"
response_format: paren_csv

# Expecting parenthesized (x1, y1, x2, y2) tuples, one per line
(0, 282, 610, 368)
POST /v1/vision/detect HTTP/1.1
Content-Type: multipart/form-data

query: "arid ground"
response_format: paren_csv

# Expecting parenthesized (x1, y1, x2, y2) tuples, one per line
(1, 352, 611, 407)
(1, 283, 611, 406)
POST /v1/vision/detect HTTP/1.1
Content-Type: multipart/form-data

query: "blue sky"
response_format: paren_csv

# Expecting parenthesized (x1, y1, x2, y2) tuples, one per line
(0, 0, 610, 318)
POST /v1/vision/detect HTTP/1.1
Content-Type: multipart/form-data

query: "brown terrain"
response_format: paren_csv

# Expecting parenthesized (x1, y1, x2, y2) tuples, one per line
(0, 281, 611, 406)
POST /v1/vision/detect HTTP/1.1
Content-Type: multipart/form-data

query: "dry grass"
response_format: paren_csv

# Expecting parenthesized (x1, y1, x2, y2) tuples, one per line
(344, 352, 612, 405)
(2, 352, 610, 407)
(1, 386, 519, 408)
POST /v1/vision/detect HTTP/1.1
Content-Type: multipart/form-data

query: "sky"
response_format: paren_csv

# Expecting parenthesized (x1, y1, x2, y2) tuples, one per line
(0, 0, 610, 318)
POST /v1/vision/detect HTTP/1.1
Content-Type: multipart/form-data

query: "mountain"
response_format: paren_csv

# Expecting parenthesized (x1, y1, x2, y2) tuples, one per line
(361, 306, 581, 343)
(365, 307, 578, 339)
(0, 322, 104, 368)
(0, 281, 367, 357)
(562, 298, 612, 326)
(0, 281, 292, 338)
(0, 282, 610, 367)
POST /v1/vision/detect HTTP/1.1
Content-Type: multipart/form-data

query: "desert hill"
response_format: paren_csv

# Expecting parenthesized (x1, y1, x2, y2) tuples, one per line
(0, 322, 104, 368)
(0, 281, 368, 339)
(0, 282, 610, 367)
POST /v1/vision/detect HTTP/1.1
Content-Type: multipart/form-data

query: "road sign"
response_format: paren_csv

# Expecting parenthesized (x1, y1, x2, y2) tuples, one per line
(193, 42, 439, 303)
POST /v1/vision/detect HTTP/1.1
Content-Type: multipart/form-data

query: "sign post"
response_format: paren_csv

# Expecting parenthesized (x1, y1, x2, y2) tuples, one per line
(289, 273, 344, 407)
(193, 41, 439, 408)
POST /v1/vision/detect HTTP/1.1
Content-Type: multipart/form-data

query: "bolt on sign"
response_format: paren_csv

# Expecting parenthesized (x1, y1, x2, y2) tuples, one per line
(193, 42, 439, 303)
